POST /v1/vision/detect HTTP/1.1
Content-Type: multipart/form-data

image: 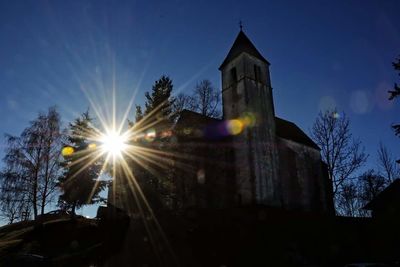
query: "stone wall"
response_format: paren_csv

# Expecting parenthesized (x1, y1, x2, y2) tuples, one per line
(278, 137, 333, 214)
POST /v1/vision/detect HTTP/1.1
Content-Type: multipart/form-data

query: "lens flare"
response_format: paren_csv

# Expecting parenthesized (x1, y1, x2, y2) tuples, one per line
(241, 112, 256, 127)
(197, 169, 206, 184)
(226, 119, 244, 135)
(62, 146, 74, 157)
(88, 143, 97, 149)
(145, 128, 156, 142)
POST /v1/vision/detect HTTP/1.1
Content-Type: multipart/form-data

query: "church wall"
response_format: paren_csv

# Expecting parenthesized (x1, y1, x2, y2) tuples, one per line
(278, 137, 332, 214)
(173, 135, 235, 209)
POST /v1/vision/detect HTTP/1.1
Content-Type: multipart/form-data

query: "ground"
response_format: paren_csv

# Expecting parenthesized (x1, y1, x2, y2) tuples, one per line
(0, 207, 398, 266)
(0, 216, 126, 266)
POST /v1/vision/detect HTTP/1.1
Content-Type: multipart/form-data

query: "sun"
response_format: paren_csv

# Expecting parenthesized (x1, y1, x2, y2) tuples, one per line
(99, 130, 128, 158)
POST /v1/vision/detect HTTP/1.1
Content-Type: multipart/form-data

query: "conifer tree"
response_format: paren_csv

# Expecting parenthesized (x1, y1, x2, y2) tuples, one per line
(135, 105, 143, 123)
(127, 76, 176, 211)
(58, 111, 106, 215)
(144, 75, 174, 122)
(389, 56, 400, 137)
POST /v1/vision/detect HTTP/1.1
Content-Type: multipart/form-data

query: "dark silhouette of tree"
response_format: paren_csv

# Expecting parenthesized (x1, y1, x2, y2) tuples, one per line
(358, 170, 387, 204)
(126, 76, 177, 211)
(0, 107, 63, 220)
(135, 105, 144, 123)
(189, 79, 221, 118)
(171, 80, 221, 120)
(58, 111, 106, 215)
(311, 108, 368, 215)
(128, 105, 144, 129)
(389, 56, 400, 136)
(133, 75, 175, 133)
(0, 166, 31, 223)
(336, 180, 360, 217)
(172, 93, 194, 119)
(377, 142, 399, 183)
(143, 75, 174, 120)
(37, 109, 64, 215)
(389, 56, 400, 100)
(336, 170, 386, 217)
(0, 196, 22, 224)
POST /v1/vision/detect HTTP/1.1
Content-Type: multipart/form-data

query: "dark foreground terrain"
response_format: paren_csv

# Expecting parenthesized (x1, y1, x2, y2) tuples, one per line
(0, 216, 122, 266)
(0, 207, 399, 266)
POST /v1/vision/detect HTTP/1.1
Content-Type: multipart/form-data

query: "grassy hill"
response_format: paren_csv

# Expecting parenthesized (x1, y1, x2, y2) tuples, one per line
(0, 217, 114, 266)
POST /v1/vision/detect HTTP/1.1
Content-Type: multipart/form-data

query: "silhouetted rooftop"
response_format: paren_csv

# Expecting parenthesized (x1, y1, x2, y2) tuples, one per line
(364, 179, 400, 211)
(175, 110, 320, 150)
(176, 109, 221, 126)
(219, 30, 270, 70)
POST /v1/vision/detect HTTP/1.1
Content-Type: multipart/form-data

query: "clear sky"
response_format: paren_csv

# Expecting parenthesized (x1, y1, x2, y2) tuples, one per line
(0, 0, 399, 219)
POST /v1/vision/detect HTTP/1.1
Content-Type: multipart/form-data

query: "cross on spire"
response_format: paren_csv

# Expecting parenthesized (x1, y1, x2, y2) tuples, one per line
(239, 20, 243, 31)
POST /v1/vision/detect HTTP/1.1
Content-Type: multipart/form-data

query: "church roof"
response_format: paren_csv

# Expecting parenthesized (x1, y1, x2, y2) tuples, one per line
(173, 110, 224, 140)
(275, 117, 320, 150)
(174, 110, 320, 150)
(175, 110, 221, 126)
(219, 30, 270, 70)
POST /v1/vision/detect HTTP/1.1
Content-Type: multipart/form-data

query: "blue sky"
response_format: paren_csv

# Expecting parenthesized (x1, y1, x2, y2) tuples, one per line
(0, 0, 399, 219)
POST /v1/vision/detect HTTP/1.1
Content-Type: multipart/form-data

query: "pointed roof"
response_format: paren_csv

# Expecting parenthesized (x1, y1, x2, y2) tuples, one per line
(219, 30, 269, 70)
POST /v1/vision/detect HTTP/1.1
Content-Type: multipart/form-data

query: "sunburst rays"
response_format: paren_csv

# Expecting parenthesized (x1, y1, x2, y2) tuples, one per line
(61, 77, 184, 264)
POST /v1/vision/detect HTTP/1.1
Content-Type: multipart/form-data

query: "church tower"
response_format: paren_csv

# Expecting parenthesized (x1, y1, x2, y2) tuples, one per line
(219, 30, 281, 206)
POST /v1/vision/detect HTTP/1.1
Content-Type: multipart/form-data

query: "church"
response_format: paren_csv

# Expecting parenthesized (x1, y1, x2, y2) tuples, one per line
(109, 30, 334, 216)
(172, 30, 333, 214)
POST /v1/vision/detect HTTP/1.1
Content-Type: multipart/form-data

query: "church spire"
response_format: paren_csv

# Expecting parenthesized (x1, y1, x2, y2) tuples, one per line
(219, 30, 269, 70)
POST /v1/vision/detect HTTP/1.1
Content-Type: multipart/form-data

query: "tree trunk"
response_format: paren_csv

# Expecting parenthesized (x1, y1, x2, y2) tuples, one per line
(71, 201, 77, 216)
(41, 156, 50, 215)
(40, 188, 46, 215)
(32, 142, 43, 219)
(33, 174, 38, 219)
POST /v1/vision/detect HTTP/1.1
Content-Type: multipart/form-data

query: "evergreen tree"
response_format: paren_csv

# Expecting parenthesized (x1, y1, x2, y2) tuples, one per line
(58, 111, 106, 215)
(135, 105, 143, 123)
(125, 76, 176, 212)
(128, 105, 144, 129)
(144, 75, 174, 122)
(389, 56, 400, 137)
(389, 56, 400, 101)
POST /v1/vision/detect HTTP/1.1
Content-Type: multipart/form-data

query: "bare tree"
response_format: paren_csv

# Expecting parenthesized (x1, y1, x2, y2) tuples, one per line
(377, 142, 399, 183)
(172, 93, 194, 114)
(0, 190, 31, 224)
(359, 170, 386, 202)
(189, 80, 221, 118)
(311, 109, 368, 214)
(0, 107, 63, 221)
(37, 109, 64, 215)
(0, 167, 31, 223)
(336, 181, 361, 217)
(0, 196, 20, 224)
